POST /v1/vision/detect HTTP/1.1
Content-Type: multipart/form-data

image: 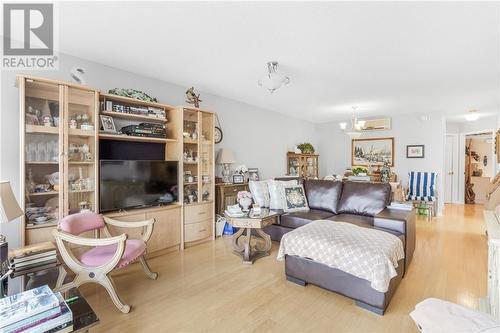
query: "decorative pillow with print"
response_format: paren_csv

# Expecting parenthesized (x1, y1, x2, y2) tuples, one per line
(283, 184, 309, 212)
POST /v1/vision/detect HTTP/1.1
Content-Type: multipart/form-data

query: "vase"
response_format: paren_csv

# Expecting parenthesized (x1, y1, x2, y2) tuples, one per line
(239, 197, 252, 212)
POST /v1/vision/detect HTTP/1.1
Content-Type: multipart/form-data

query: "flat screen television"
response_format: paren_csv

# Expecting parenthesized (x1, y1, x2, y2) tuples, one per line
(99, 160, 178, 213)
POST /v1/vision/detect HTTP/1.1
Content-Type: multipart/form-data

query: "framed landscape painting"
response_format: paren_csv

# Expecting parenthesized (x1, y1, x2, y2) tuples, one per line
(352, 137, 394, 167)
(406, 145, 425, 158)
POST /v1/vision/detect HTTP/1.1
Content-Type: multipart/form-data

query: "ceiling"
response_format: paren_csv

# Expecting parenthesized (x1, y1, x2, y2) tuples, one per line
(59, 1, 500, 123)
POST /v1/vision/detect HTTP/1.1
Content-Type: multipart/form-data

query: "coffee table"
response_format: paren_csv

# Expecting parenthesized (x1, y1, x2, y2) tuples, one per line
(6, 263, 99, 332)
(225, 209, 278, 264)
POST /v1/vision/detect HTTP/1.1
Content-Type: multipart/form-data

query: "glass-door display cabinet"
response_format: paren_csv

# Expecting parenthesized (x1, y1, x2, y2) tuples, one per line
(19, 76, 98, 245)
(286, 152, 319, 179)
(182, 108, 215, 245)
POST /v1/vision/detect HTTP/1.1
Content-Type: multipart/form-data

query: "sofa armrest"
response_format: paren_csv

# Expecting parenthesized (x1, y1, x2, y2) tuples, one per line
(374, 208, 416, 274)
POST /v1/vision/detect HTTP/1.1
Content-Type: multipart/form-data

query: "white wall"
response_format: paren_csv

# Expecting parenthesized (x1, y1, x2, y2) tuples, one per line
(318, 114, 446, 214)
(0, 53, 318, 249)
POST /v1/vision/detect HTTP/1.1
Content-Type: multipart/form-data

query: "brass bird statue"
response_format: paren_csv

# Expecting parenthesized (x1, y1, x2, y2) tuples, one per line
(185, 87, 202, 108)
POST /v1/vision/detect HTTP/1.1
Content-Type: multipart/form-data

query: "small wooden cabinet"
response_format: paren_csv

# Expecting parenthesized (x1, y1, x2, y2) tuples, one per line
(215, 183, 249, 215)
(287, 152, 319, 179)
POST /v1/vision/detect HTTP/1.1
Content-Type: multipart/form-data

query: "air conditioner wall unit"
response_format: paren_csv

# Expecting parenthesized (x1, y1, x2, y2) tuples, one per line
(359, 117, 391, 131)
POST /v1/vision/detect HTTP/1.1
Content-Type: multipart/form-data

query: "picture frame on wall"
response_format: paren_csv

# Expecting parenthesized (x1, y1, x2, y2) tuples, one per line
(406, 145, 425, 158)
(248, 168, 260, 181)
(232, 174, 245, 184)
(100, 115, 116, 133)
(352, 137, 394, 167)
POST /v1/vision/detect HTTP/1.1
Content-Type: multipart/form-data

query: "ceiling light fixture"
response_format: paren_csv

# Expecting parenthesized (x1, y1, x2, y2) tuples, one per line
(464, 110, 479, 121)
(258, 61, 290, 93)
(339, 106, 365, 138)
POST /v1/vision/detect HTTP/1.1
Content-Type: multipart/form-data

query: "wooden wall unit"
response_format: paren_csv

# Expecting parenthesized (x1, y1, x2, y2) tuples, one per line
(17, 75, 215, 254)
(19, 76, 99, 246)
(182, 108, 215, 246)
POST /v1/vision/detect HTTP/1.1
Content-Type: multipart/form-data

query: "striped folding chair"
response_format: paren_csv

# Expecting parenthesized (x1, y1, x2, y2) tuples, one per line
(406, 171, 437, 220)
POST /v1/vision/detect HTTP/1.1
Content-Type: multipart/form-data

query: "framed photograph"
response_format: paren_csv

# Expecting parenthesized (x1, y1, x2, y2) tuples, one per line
(406, 145, 425, 158)
(352, 137, 394, 167)
(232, 174, 245, 184)
(100, 115, 116, 133)
(248, 168, 260, 181)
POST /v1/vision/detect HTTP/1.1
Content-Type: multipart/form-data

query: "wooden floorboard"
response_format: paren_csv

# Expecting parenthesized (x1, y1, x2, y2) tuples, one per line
(80, 204, 488, 332)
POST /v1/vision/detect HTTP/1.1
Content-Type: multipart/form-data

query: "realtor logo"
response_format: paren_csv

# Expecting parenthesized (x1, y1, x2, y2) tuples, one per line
(2, 3, 58, 69)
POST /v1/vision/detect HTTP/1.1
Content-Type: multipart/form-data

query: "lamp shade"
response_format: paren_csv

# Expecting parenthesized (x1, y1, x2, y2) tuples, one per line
(216, 149, 236, 164)
(0, 181, 23, 223)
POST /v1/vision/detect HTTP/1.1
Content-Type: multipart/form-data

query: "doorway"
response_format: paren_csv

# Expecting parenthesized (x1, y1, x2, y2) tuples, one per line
(464, 132, 495, 204)
(444, 134, 459, 203)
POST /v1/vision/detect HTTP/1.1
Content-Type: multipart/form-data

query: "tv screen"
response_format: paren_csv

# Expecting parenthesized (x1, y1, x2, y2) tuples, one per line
(99, 160, 178, 213)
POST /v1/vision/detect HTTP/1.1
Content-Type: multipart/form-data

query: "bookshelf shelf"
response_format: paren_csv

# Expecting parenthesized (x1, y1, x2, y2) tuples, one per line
(101, 110, 167, 123)
(99, 133, 176, 144)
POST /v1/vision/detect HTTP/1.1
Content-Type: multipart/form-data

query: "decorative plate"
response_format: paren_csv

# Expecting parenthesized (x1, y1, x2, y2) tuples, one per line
(214, 126, 223, 144)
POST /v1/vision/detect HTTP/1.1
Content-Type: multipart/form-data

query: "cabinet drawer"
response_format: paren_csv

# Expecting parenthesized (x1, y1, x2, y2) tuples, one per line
(184, 219, 211, 242)
(184, 203, 212, 224)
(223, 185, 247, 196)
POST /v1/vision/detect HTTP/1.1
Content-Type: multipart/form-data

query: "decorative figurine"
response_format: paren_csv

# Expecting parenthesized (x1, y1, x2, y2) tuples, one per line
(185, 87, 202, 108)
(380, 161, 391, 183)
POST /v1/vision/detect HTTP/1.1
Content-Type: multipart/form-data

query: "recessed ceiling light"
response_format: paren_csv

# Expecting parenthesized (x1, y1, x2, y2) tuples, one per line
(464, 110, 479, 121)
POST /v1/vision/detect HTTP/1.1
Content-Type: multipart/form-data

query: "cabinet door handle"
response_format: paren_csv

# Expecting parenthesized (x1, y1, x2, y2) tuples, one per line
(199, 229, 207, 232)
(198, 212, 206, 215)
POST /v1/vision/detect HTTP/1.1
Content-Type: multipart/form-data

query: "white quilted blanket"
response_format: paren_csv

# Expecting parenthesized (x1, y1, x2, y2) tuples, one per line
(277, 219, 404, 292)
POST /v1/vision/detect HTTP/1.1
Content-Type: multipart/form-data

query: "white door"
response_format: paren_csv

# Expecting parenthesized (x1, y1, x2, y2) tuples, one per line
(444, 135, 456, 203)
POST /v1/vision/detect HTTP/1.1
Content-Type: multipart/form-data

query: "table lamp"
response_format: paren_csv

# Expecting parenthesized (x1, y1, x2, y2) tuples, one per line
(1, 181, 23, 286)
(216, 149, 236, 183)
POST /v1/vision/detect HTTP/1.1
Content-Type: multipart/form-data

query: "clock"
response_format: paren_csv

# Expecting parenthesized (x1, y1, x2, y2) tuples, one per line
(214, 126, 223, 144)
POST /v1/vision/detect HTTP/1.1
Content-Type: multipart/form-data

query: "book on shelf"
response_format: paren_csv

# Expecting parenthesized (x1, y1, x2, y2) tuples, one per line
(11, 255, 58, 270)
(10, 262, 60, 278)
(0, 285, 59, 328)
(10, 250, 57, 265)
(388, 202, 413, 211)
(8, 242, 55, 261)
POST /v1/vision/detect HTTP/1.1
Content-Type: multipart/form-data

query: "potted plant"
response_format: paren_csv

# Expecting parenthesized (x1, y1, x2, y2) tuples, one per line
(297, 143, 315, 154)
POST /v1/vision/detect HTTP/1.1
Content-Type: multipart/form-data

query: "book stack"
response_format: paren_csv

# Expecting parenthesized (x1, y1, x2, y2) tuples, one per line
(8, 242, 58, 276)
(0, 285, 73, 333)
(388, 202, 413, 211)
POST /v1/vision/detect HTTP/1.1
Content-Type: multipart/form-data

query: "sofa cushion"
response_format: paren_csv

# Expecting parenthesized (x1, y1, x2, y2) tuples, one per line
(304, 180, 343, 214)
(268, 179, 298, 210)
(327, 213, 374, 228)
(337, 181, 391, 216)
(280, 209, 334, 229)
(248, 180, 270, 207)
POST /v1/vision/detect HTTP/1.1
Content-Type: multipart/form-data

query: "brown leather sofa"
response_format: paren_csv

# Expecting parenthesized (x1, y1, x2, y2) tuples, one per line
(264, 179, 416, 315)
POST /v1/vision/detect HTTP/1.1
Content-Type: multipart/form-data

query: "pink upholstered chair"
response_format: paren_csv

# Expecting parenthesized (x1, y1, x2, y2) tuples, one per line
(52, 212, 157, 313)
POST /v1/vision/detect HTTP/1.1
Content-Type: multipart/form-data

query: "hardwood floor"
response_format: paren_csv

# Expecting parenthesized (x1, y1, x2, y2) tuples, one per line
(81, 204, 488, 332)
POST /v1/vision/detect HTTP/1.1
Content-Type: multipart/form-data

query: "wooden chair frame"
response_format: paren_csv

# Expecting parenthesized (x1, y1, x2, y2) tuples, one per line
(53, 216, 157, 313)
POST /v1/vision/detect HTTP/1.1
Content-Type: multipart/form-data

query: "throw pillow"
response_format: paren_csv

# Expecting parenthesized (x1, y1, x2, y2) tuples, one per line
(283, 184, 309, 213)
(248, 180, 270, 207)
(267, 179, 298, 210)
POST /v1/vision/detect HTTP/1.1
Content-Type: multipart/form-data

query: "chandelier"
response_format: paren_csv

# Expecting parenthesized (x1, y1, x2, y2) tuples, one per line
(258, 61, 290, 93)
(339, 106, 366, 139)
